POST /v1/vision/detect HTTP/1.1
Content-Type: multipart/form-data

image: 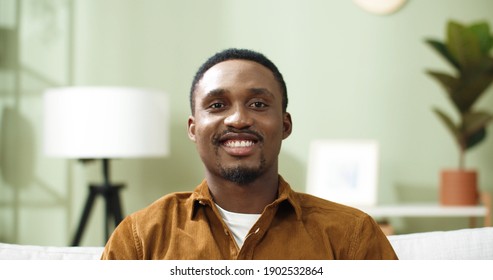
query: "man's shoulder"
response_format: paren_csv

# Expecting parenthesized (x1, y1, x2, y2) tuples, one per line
(294, 191, 369, 219)
(131, 191, 195, 218)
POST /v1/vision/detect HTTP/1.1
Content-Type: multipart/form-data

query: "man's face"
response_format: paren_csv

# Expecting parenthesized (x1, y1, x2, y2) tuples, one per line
(188, 59, 292, 184)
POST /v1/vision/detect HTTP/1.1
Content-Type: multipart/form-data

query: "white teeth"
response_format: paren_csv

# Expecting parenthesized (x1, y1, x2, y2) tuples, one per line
(225, 140, 254, 148)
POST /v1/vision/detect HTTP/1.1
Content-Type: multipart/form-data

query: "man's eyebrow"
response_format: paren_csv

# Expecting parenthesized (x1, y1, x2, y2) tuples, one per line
(204, 88, 275, 98)
(249, 88, 275, 98)
(204, 88, 228, 98)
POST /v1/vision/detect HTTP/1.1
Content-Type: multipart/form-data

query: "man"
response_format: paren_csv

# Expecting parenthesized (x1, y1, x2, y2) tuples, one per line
(101, 48, 398, 260)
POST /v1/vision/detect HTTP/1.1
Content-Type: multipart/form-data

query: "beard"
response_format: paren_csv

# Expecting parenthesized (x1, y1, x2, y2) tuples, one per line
(218, 157, 266, 185)
(212, 128, 267, 185)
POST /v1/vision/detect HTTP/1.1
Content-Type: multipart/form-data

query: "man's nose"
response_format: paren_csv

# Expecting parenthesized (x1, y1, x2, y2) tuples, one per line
(224, 105, 253, 129)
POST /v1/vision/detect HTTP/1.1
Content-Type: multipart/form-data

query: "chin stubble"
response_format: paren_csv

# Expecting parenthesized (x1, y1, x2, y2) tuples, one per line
(218, 157, 266, 185)
(212, 129, 266, 185)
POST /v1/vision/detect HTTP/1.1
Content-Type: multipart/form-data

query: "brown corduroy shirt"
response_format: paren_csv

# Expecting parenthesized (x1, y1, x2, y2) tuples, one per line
(101, 176, 398, 260)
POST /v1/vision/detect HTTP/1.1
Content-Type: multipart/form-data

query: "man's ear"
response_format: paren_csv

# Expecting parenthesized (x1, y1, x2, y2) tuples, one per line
(187, 116, 196, 142)
(282, 112, 292, 139)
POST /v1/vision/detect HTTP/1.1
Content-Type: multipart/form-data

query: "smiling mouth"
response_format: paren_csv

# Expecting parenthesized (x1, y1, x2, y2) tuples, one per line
(220, 139, 258, 157)
(215, 130, 262, 157)
(223, 140, 256, 148)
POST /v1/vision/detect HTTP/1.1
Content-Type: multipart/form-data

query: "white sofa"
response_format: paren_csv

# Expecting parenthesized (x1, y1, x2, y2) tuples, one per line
(0, 227, 492, 260)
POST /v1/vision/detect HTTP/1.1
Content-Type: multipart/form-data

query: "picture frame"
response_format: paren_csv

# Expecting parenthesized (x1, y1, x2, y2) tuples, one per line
(305, 139, 379, 207)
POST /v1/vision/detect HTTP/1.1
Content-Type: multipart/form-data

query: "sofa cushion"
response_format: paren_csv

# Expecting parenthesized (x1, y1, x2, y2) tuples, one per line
(1, 227, 492, 260)
(387, 227, 493, 260)
(0, 242, 103, 260)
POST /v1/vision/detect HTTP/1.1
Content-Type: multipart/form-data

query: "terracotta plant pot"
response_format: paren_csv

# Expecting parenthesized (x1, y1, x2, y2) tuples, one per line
(440, 169, 478, 205)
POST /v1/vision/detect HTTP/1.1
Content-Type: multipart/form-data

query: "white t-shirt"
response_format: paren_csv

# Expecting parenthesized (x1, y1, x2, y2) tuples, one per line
(215, 204, 261, 248)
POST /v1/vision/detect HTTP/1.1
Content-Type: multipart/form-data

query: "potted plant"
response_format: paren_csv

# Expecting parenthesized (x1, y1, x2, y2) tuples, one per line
(425, 20, 493, 205)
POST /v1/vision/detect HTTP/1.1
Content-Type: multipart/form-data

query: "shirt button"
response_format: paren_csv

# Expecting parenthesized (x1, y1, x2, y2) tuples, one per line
(224, 229, 229, 235)
(198, 200, 206, 205)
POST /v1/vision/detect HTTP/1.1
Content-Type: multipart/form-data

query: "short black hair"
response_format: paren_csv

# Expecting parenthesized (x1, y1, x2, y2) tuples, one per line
(189, 48, 288, 114)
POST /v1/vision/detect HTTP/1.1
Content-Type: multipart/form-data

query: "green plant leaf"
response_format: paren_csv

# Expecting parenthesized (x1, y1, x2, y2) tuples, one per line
(426, 71, 466, 112)
(464, 128, 486, 150)
(426, 70, 459, 95)
(461, 112, 492, 150)
(462, 111, 493, 136)
(425, 39, 460, 70)
(447, 21, 483, 70)
(468, 22, 493, 54)
(433, 107, 462, 148)
(453, 72, 493, 112)
(427, 70, 493, 113)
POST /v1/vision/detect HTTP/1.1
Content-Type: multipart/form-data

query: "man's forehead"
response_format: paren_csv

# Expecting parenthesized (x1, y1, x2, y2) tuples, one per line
(204, 59, 271, 75)
(197, 59, 278, 91)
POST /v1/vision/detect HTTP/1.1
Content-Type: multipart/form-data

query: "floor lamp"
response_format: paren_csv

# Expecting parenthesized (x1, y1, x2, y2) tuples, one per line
(42, 86, 169, 246)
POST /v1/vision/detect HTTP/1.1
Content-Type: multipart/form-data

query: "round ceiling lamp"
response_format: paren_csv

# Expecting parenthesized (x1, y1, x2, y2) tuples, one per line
(353, 0, 407, 15)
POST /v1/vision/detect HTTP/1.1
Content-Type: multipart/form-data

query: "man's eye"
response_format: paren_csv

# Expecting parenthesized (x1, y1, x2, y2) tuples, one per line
(250, 101, 267, 108)
(209, 103, 225, 109)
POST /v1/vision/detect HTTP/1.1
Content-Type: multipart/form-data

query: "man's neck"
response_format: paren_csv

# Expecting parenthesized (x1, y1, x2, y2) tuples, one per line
(206, 172, 279, 214)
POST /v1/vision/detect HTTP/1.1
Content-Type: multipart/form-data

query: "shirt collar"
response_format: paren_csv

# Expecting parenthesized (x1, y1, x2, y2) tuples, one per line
(190, 175, 302, 220)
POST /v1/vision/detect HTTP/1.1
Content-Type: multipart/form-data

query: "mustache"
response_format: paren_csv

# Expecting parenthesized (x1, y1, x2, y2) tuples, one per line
(212, 128, 264, 146)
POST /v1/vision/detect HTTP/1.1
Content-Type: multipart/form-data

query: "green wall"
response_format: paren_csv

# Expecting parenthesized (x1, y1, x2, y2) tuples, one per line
(1, 0, 493, 246)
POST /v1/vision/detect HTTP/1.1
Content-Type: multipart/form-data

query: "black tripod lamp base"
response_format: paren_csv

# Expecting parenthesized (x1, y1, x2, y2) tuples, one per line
(71, 184, 124, 246)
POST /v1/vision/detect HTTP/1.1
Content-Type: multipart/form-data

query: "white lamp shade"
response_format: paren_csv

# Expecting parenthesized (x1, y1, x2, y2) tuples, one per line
(43, 86, 169, 158)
